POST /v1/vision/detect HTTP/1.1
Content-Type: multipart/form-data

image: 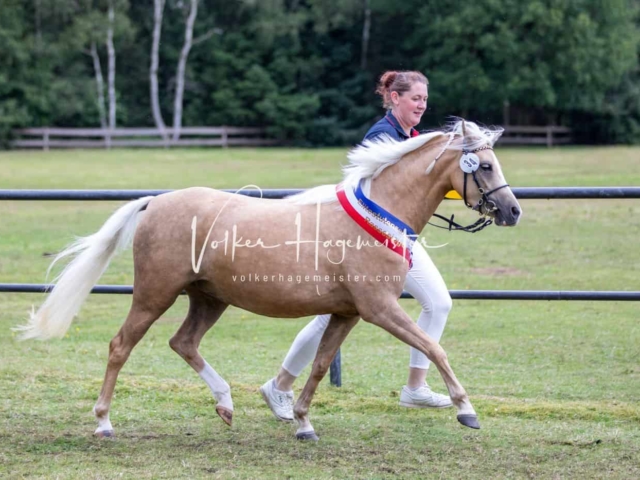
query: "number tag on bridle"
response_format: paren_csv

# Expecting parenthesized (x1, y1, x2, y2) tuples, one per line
(460, 153, 480, 173)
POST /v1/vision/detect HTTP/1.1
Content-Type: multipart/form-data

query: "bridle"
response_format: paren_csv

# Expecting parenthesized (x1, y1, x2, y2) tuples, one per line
(462, 145, 511, 214)
(428, 143, 510, 234)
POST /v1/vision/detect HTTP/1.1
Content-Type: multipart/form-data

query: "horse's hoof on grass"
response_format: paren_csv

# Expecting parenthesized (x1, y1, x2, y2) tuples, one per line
(94, 430, 115, 439)
(216, 406, 233, 427)
(457, 414, 480, 429)
(296, 430, 319, 442)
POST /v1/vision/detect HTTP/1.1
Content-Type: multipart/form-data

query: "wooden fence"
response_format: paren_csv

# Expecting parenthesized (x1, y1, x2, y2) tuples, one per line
(499, 125, 572, 147)
(11, 126, 278, 150)
(12, 124, 572, 150)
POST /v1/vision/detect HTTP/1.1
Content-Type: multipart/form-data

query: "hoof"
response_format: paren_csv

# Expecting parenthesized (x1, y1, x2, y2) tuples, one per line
(457, 414, 480, 429)
(94, 430, 115, 438)
(216, 406, 233, 427)
(296, 430, 319, 442)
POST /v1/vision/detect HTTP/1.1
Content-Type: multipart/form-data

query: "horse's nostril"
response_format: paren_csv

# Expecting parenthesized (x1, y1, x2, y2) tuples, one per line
(511, 206, 521, 217)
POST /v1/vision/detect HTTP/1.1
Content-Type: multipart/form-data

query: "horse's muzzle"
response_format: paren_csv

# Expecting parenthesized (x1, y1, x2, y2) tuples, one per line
(493, 204, 522, 227)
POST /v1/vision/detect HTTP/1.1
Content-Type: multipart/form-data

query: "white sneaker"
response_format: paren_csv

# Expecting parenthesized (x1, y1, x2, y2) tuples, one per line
(260, 378, 294, 422)
(399, 384, 453, 408)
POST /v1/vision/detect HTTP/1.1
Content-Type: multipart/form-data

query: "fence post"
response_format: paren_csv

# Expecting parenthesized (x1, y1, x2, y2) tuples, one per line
(222, 127, 228, 148)
(43, 128, 50, 151)
(546, 127, 553, 148)
(502, 99, 510, 127)
(330, 348, 341, 387)
(105, 129, 112, 150)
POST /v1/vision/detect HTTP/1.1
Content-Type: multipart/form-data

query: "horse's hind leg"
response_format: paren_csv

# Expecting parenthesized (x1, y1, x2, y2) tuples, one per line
(93, 290, 180, 438)
(293, 314, 360, 441)
(169, 288, 232, 426)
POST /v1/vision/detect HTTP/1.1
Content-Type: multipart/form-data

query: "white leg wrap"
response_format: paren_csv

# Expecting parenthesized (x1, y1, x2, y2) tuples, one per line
(95, 417, 114, 434)
(296, 418, 314, 434)
(93, 406, 114, 433)
(199, 361, 233, 411)
(456, 399, 476, 416)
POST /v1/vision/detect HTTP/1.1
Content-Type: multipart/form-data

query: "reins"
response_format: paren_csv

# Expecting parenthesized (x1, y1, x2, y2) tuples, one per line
(428, 212, 494, 233)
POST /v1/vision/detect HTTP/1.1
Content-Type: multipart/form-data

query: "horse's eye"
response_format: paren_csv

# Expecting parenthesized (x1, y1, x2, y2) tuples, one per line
(481, 163, 492, 171)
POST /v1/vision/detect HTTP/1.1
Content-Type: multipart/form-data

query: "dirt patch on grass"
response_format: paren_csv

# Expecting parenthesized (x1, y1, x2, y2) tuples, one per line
(469, 267, 527, 276)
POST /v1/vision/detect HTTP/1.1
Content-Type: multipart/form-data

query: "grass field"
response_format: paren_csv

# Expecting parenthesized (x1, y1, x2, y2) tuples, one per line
(0, 146, 639, 479)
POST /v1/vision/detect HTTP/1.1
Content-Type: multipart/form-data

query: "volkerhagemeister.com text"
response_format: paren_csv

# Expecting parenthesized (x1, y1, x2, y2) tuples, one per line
(231, 273, 402, 284)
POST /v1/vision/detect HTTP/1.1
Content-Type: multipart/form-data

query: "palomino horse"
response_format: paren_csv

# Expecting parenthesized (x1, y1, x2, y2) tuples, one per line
(18, 120, 521, 441)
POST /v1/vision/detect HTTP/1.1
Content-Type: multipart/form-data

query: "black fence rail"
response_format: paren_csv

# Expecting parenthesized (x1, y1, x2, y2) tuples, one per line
(3, 284, 639, 301)
(1, 187, 640, 201)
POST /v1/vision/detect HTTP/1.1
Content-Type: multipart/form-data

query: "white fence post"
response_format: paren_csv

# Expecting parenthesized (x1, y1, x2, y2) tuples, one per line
(105, 129, 112, 150)
(222, 126, 228, 148)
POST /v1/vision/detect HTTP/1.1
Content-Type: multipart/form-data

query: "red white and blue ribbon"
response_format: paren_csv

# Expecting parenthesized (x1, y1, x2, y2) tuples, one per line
(336, 181, 416, 267)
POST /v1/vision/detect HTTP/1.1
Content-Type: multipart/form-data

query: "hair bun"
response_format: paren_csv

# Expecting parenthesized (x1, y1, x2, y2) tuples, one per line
(380, 71, 398, 89)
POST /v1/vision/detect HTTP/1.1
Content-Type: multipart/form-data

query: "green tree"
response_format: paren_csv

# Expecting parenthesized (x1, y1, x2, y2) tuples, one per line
(0, 1, 32, 141)
(1, 0, 639, 146)
(408, 0, 639, 134)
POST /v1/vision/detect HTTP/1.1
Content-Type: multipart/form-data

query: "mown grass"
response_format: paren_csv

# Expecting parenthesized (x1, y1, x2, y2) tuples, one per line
(0, 146, 639, 479)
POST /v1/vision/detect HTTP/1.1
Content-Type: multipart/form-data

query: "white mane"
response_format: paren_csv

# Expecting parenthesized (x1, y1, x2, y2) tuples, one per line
(287, 119, 503, 205)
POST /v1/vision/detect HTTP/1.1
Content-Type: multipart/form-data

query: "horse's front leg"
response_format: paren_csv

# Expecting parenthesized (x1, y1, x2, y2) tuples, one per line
(360, 298, 479, 429)
(293, 313, 360, 441)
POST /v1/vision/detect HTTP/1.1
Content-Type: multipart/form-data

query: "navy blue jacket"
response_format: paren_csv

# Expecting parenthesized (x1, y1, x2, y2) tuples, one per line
(363, 112, 419, 142)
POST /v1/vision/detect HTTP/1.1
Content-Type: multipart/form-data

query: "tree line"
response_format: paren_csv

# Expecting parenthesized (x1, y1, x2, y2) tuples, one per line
(1, 0, 639, 146)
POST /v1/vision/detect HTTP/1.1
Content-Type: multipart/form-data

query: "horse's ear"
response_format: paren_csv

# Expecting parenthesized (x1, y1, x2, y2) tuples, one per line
(460, 120, 468, 150)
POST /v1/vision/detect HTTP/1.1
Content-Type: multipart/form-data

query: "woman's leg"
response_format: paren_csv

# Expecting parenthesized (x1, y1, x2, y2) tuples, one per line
(280, 314, 331, 384)
(261, 242, 452, 416)
(260, 314, 331, 421)
(400, 241, 453, 407)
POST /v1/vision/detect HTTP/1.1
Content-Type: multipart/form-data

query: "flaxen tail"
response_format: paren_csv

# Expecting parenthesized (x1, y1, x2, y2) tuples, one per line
(15, 196, 155, 340)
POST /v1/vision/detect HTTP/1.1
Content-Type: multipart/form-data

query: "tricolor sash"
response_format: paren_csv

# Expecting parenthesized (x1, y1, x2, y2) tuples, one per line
(336, 181, 416, 267)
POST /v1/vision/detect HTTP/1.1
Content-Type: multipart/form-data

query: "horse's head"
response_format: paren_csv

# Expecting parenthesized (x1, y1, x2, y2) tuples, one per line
(447, 120, 522, 227)
(338, 120, 521, 233)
